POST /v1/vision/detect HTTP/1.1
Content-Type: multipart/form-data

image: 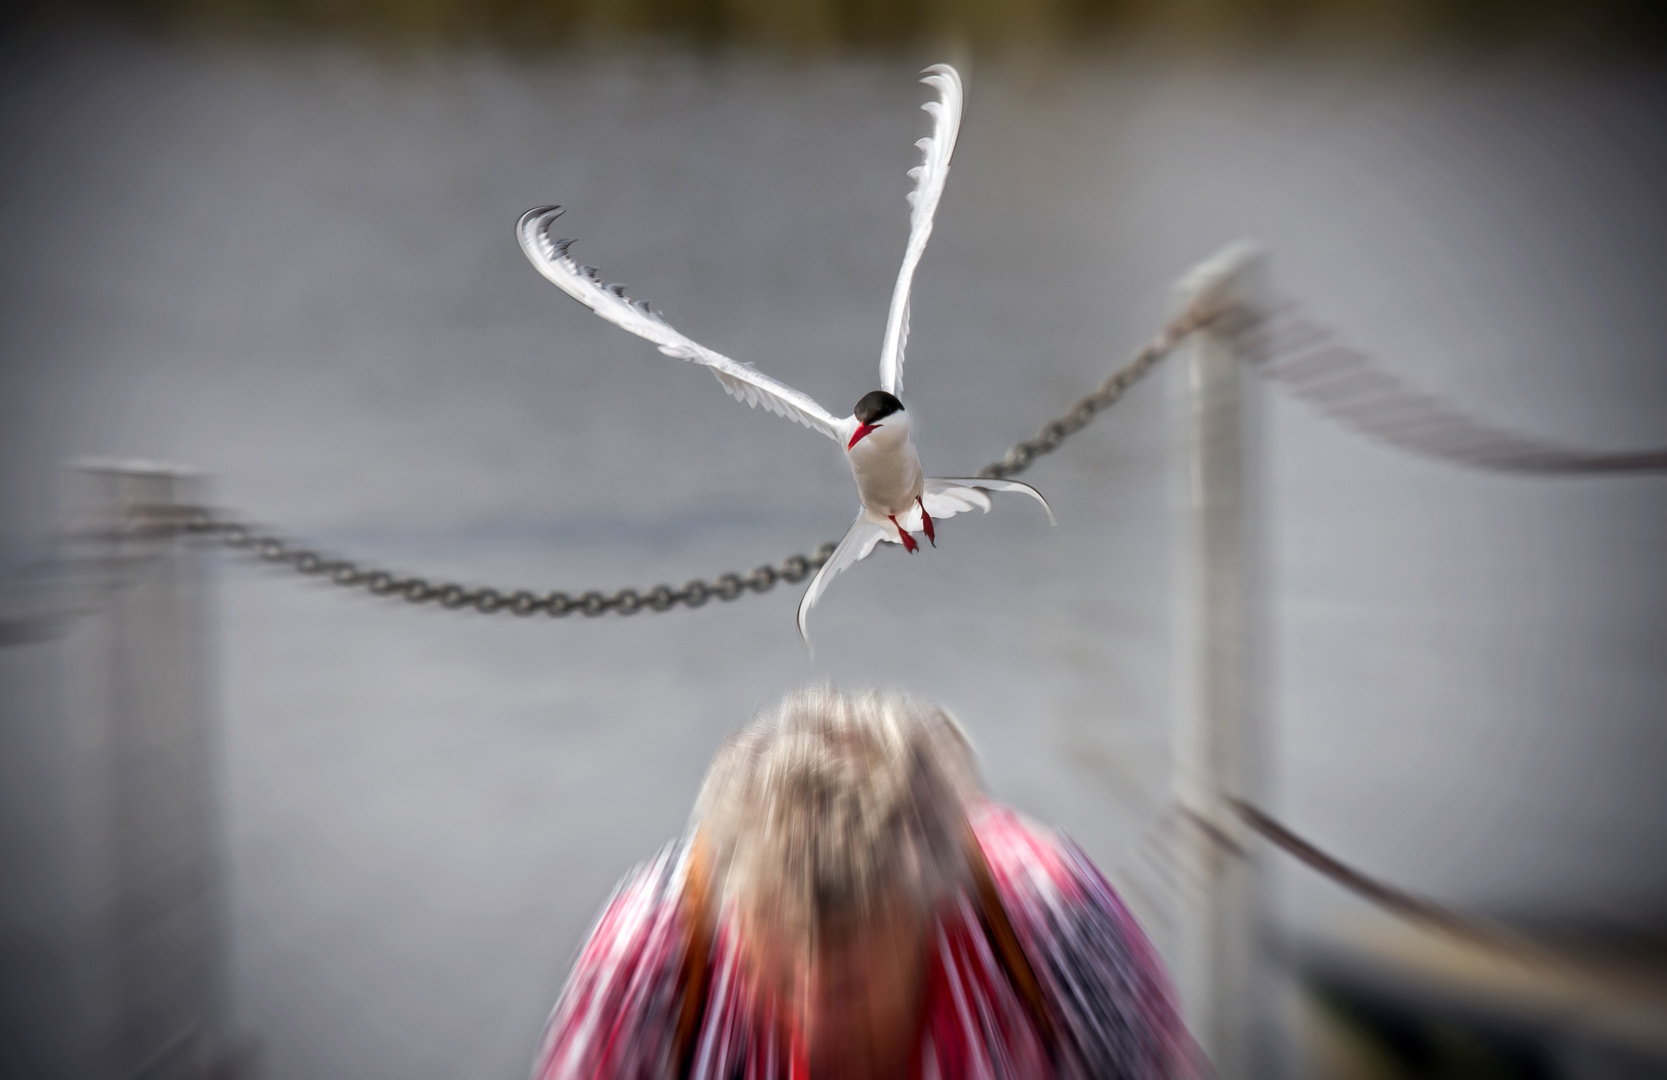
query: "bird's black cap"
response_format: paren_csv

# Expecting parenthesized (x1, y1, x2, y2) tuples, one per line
(854, 390, 904, 424)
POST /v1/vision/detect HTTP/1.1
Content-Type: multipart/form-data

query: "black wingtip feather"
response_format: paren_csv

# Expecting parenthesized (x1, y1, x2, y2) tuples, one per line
(516, 204, 563, 235)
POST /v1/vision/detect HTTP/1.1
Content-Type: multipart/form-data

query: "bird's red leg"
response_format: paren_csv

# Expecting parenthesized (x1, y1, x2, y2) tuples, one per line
(916, 497, 935, 548)
(888, 515, 919, 554)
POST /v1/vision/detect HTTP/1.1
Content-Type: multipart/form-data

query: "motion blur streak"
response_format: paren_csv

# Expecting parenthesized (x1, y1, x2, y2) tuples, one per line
(2, 13, 1665, 1080)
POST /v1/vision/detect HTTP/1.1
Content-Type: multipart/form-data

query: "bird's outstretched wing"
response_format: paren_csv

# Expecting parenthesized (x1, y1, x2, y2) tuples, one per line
(796, 512, 889, 644)
(518, 205, 850, 442)
(878, 64, 963, 397)
(918, 477, 1055, 526)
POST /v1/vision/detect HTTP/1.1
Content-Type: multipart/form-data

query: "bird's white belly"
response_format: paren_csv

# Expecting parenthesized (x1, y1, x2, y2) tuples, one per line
(848, 427, 924, 517)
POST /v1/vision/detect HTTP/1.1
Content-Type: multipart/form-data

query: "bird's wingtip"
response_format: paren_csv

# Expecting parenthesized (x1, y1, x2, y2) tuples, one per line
(795, 607, 814, 653)
(1030, 487, 1058, 526)
(516, 204, 564, 233)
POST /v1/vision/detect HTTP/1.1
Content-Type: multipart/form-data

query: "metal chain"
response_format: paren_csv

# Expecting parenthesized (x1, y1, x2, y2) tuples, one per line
(976, 306, 1211, 480)
(1109, 796, 1548, 955)
(118, 284, 1667, 620)
(1237, 306, 1667, 475)
(179, 505, 838, 617)
(124, 311, 1207, 618)
(1230, 799, 1550, 955)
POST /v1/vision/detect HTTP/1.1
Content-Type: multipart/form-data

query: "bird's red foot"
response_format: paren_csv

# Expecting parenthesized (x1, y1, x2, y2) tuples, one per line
(917, 497, 935, 547)
(889, 515, 919, 554)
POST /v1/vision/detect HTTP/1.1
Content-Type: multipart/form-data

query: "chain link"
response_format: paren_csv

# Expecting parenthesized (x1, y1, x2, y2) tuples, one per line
(118, 310, 1208, 617)
(1229, 799, 1547, 953)
(1237, 306, 1667, 475)
(976, 306, 1209, 480)
(86, 289, 1667, 617)
(169, 504, 842, 617)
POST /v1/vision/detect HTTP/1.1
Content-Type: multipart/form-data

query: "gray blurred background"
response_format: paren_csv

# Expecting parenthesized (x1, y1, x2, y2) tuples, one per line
(2, 3, 1665, 1077)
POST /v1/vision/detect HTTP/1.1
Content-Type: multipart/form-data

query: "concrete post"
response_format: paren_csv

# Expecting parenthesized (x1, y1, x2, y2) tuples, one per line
(1167, 243, 1271, 1080)
(69, 461, 234, 1080)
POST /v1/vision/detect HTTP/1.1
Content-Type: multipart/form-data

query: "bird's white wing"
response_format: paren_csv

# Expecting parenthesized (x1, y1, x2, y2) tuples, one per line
(922, 477, 1055, 525)
(915, 479, 991, 521)
(518, 206, 850, 442)
(878, 64, 963, 396)
(796, 512, 889, 644)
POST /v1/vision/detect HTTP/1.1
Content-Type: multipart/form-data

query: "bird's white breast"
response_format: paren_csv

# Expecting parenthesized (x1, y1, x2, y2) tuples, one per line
(847, 413, 924, 517)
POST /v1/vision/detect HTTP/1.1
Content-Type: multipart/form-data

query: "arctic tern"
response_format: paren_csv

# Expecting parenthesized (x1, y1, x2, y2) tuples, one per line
(516, 64, 1052, 642)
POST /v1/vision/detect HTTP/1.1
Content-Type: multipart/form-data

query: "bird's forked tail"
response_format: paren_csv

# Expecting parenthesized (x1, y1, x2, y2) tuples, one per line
(794, 477, 1054, 645)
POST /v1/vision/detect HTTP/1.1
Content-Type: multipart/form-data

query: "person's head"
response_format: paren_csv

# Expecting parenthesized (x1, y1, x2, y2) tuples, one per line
(692, 687, 982, 1075)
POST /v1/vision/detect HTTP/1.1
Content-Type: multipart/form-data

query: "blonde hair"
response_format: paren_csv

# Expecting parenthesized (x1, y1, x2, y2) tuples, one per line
(692, 687, 982, 945)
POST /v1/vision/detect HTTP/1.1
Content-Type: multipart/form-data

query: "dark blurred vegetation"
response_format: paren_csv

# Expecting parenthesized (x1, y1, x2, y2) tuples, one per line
(23, 0, 1667, 52)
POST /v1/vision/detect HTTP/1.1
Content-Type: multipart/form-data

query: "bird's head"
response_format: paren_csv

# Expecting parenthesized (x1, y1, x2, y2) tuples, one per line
(848, 391, 904, 449)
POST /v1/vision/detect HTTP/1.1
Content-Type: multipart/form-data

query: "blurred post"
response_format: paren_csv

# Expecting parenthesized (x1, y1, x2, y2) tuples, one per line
(69, 461, 235, 1080)
(1167, 243, 1271, 1080)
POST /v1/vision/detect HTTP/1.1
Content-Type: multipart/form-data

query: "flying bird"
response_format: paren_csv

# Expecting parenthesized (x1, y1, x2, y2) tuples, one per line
(517, 64, 1052, 642)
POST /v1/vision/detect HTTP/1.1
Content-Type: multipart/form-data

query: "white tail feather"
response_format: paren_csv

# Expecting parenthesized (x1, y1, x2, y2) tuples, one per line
(796, 513, 888, 646)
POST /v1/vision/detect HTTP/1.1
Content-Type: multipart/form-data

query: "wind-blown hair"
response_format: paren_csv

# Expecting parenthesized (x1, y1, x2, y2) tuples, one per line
(692, 687, 982, 944)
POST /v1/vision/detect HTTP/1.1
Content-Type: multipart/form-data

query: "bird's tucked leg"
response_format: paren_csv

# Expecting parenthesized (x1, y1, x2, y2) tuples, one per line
(916, 497, 935, 547)
(888, 515, 919, 554)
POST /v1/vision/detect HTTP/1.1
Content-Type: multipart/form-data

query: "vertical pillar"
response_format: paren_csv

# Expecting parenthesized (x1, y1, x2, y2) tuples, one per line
(70, 461, 232, 1080)
(1167, 243, 1270, 1080)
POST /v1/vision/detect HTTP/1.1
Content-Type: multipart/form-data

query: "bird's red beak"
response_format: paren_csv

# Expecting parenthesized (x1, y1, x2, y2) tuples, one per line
(847, 422, 877, 449)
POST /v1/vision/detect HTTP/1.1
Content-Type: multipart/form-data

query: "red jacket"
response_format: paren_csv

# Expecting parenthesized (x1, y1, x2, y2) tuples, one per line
(533, 802, 1198, 1079)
